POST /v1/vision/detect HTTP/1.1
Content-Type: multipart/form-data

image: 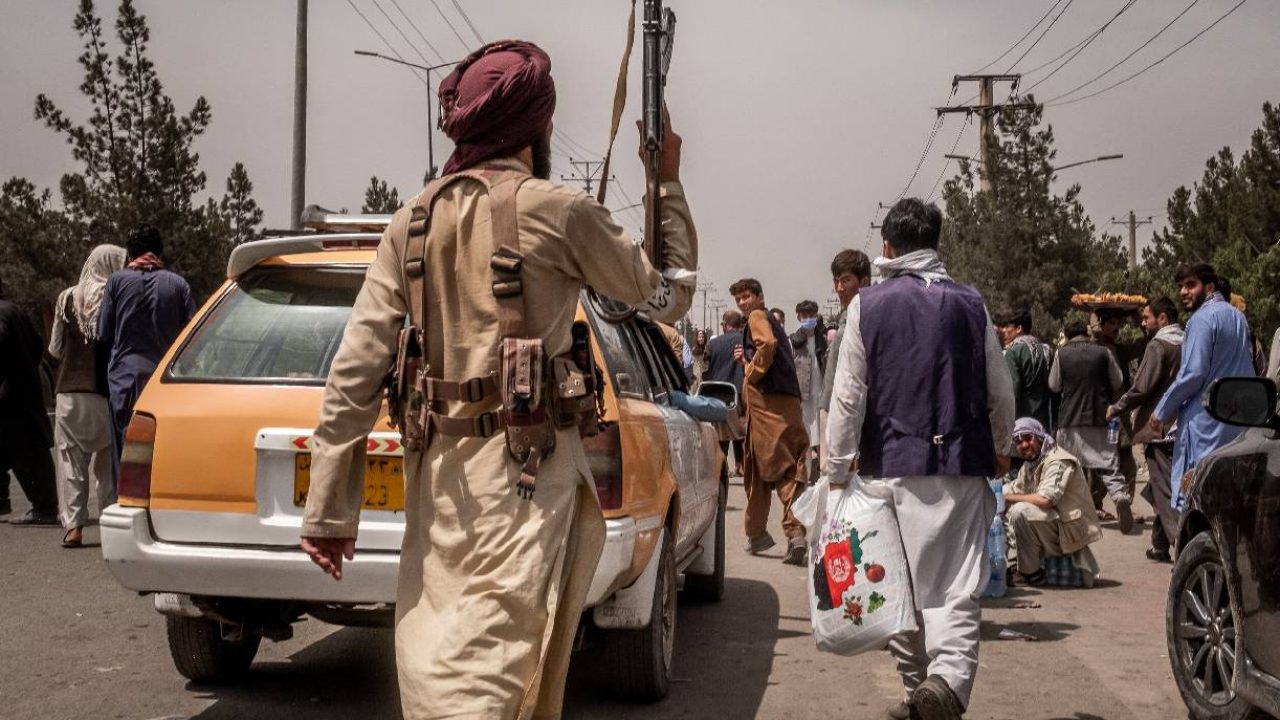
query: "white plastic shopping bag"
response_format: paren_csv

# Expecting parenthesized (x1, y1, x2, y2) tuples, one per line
(802, 476, 917, 656)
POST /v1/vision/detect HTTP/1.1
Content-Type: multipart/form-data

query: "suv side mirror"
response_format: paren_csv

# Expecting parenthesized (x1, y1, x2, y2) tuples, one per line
(1204, 377, 1278, 428)
(696, 381, 738, 410)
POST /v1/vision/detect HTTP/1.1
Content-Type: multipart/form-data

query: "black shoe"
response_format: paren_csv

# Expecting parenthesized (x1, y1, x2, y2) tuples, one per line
(0, 499, 11, 516)
(9, 510, 60, 526)
(1145, 546, 1172, 563)
(782, 539, 807, 566)
(911, 675, 965, 720)
(1114, 495, 1135, 534)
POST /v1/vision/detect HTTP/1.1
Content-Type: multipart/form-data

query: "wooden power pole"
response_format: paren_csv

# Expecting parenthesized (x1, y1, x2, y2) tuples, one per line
(936, 74, 1025, 192)
(290, 0, 308, 229)
(1112, 211, 1154, 268)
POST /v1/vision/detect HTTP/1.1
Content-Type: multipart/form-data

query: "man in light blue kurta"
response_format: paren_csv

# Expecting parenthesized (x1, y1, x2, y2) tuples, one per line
(1152, 264, 1255, 509)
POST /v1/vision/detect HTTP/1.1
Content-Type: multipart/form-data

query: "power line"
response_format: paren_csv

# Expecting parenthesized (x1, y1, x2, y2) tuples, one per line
(428, 0, 473, 52)
(970, 0, 1065, 75)
(611, 177, 646, 228)
(450, 0, 487, 45)
(895, 114, 948, 202)
(371, 0, 445, 66)
(1020, 0, 1139, 94)
(926, 115, 973, 203)
(1005, 0, 1075, 72)
(387, 0, 448, 64)
(1042, 0, 1202, 104)
(1049, 0, 1250, 107)
(344, 0, 430, 89)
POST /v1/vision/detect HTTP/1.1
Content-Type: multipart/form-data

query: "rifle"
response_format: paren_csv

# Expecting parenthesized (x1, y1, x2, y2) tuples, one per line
(641, 0, 676, 268)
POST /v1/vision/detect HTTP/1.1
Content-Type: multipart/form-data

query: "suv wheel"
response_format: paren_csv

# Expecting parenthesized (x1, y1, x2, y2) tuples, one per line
(1167, 532, 1260, 720)
(603, 527, 676, 701)
(683, 473, 726, 603)
(166, 616, 261, 684)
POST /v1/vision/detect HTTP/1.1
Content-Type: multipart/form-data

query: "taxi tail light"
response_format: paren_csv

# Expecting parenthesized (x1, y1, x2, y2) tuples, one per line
(118, 412, 157, 507)
(582, 423, 623, 510)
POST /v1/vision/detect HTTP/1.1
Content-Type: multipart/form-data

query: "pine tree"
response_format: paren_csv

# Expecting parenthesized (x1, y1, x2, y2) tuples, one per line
(940, 99, 1127, 337)
(219, 162, 264, 246)
(362, 176, 402, 214)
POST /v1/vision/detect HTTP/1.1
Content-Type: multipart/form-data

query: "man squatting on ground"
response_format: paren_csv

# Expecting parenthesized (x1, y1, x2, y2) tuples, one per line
(826, 198, 1014, 720)
(1106, 296, 1183, 563)
(731, 277, 810, 566)
(1004, 418, 1103, 587)
(299, 41, 697, 719)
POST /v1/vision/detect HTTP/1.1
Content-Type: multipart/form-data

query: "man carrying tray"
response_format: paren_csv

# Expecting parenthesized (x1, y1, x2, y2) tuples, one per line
(826, 198, 1014, 720)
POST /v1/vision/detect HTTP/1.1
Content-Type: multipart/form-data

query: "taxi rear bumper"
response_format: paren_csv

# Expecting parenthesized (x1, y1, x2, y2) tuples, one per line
(101, 504, 639, 607)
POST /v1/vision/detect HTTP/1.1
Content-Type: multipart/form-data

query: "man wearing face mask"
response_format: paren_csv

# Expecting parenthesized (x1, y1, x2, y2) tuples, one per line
(790, 300, 827, 481)
(1003, 417, 1103, 587)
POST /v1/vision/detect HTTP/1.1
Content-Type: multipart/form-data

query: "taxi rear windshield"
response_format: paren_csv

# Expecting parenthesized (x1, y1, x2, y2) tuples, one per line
(167, 266, 363, 385)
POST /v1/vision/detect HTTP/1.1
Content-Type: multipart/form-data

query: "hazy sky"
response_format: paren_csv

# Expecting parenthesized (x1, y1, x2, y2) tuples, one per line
(4, 0, 1278, 324)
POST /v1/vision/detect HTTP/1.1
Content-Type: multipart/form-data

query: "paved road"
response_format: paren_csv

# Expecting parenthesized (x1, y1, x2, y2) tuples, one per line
(0, 477, 1187, 719)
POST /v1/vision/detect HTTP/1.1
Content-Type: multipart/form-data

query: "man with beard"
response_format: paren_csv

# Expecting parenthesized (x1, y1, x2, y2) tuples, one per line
(731, 277, 809, 565)
(703, 309, 746, 474)
(826, 198, 1013, 720)
(300, 41, 697, 719)
(1004, 418, 1102, 587)
(1107, 296, 1183, 562)
(819, 249, 871, 469)
(1153, 264, 1255, 513)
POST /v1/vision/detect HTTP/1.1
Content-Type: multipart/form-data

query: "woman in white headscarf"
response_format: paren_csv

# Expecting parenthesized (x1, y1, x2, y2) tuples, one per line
(49, 244, 126, 548)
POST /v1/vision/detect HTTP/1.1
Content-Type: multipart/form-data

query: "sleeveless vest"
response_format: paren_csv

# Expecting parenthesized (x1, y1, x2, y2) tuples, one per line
(55, 292, 106, 396)
(857, 276, 994, 478)
(1056, 340, 1112, 428)
(742, 309, 801, 398)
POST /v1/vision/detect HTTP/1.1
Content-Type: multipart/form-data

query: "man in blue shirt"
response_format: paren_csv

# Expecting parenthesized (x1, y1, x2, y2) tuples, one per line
(99, 225, 197, 463)
(1152, 264, 1256, 508)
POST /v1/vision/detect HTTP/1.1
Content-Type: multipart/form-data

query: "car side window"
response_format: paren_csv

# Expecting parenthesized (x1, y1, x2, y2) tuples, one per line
(584, 297, 651, 400)
(626, 320, 676, 405)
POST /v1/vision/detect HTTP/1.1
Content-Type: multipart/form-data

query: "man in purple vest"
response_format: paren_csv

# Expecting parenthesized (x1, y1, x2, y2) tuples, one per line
(825, 198, 1014, 720)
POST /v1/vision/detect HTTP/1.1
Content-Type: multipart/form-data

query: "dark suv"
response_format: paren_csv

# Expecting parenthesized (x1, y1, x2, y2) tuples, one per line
(1167, 376, 1280, 720)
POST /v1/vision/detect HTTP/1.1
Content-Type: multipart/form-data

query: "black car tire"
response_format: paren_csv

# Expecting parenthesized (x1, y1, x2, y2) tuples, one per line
(166, 616, 261, 684)
(683, 471, 727, 603)
(1167, 532, 1262, 720)
(602, 527, 676, 701)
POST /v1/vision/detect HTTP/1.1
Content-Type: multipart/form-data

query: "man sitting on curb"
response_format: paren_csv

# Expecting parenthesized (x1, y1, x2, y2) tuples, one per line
(1004, 417, 1103, 588)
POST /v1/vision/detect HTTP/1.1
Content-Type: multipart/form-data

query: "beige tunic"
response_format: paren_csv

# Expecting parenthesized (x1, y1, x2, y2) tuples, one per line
(301, 158, 696, 719)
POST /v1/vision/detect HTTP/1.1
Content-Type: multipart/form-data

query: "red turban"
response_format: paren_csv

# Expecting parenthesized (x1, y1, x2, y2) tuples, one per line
(438, 40, 556, 174)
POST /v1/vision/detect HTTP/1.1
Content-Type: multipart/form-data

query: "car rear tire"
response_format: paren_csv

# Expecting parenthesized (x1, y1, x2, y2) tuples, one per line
(1167, 532, 1261, 720)
(166, 616, 261, 684)
(683, 473, 726, 603)
(602, 527, 677, 701)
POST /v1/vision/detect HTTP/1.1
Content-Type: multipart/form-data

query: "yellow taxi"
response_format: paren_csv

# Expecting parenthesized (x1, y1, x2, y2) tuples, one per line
(101, 215, 728, 700)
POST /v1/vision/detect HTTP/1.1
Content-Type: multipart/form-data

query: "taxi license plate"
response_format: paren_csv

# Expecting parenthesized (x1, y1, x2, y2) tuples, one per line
(293, 453, 405, 511)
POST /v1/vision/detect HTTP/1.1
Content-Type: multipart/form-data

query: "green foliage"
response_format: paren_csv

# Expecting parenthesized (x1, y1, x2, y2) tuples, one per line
(939, 99, 1129, 340)
(0, 179, 89, 310)
(1, 0, 263, 305)
(1138, 101, 1280, 340)
(361, 176, 402, 214)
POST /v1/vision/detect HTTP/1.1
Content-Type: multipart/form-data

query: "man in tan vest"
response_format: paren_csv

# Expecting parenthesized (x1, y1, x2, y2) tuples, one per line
(299, 41, 697, 719)
(1004, 417, 1103, 587)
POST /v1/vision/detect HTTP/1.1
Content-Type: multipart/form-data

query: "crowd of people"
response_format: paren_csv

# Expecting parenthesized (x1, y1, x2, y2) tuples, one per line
(0, 225, 195, 547)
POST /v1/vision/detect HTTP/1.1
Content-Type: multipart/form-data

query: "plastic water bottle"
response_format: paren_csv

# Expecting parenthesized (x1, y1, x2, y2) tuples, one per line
(983, 477, 1008, 598)
(1107, 418, 1120, 445)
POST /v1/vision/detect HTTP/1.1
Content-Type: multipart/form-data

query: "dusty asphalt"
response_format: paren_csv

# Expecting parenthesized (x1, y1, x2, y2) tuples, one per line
(0, 472, 1188, 720)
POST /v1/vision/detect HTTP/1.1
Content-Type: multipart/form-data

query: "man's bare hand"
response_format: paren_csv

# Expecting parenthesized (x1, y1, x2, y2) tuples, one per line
(637, 104, 681, 182)
(733, 343, 745, 364)
(1149, 415, 1164, 434)
(302, 537, 356, 581)
(1105, 405, 1115, 421)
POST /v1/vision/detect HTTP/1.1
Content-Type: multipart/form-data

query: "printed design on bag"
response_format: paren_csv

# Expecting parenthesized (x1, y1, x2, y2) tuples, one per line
(814, 517, 892, 625)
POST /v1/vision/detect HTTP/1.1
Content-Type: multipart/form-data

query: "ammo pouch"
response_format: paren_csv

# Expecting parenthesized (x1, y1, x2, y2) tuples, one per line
(387, 326, 428, 452)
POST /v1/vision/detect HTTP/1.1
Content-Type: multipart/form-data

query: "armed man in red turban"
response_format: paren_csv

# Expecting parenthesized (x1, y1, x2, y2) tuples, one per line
(300, 40, 698, 719)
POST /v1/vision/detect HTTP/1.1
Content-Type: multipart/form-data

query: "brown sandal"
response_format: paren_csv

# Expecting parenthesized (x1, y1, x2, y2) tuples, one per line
(61, 526, 83, 548)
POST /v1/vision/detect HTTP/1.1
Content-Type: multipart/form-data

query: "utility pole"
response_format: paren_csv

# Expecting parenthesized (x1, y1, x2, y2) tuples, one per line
(936, 74, 1024, 193)
(1112, 211, 1153, 269)
(697, 280, 715, 331)
(561, 159, 607, 193)
(290, 0, 308, 229)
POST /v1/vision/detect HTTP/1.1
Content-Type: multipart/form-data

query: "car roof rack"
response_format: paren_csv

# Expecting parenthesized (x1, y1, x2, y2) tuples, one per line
(226, 233, 382, 279)
(300, 204, 393, 233)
